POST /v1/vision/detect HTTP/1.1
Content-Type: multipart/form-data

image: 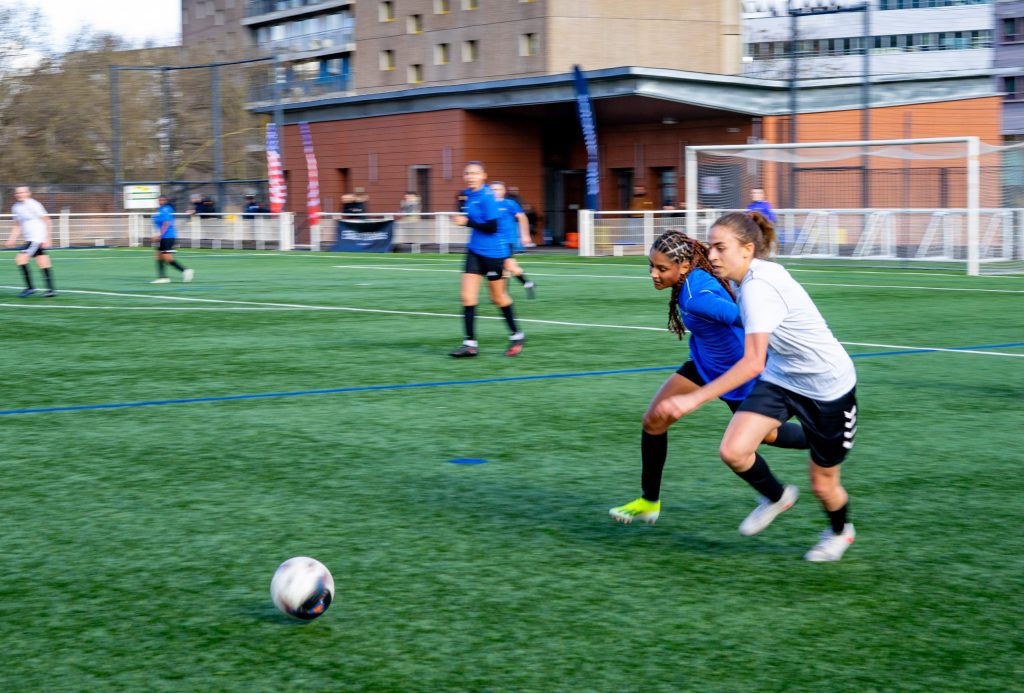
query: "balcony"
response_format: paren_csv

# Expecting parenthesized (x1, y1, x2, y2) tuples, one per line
(246, 0, 352, 20)
(250, 74, 350, 103)
(265, 27, 354, 55)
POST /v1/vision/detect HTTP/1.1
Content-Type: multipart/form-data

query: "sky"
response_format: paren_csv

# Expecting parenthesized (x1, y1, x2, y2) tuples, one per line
(26, 0, 181, 49)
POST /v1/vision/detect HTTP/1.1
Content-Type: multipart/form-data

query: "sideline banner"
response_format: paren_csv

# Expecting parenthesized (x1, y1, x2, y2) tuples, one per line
(266, 123, 286, 214)
(333, 219, 394, 252)
(299, 122, 321, 226)
(572, 64, 600, 211)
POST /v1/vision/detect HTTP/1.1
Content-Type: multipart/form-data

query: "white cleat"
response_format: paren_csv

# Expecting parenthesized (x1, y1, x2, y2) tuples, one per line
(739, 484, 799, 536)
(804, 523, 856, 562)
(182, 268, 194, 283)
(150, 277, 171, 284)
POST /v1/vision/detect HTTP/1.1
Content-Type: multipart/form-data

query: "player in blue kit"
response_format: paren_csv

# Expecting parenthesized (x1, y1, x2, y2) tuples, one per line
(610, 230, 806, 525)
(491, 181, 535, 299)
(450, 162, 525, 358)
(654, 212, 859, 561)
(151, 195, 193, 284)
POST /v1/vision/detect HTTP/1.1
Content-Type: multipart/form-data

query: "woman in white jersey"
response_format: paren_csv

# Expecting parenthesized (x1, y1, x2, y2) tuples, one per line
(5, 186, 56, 298)
(654, 211, 858, 562)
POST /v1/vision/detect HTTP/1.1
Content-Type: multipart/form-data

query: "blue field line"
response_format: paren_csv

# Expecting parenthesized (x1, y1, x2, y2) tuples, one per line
(1, 342, 1021, 416)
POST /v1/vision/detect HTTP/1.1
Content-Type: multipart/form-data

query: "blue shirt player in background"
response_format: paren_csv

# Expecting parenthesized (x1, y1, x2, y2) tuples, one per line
(491, 181, 536, 299)
(609, 230, 806, 525)
(450, 162, 525, 358)
(151, 195, 193, 284)
(746, 187, 777, 223)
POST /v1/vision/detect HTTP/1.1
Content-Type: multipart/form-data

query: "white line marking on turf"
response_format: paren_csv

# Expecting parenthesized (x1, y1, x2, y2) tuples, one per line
(3, 285, 1021, 357)
(0, 303, 291, 311)
(329, 264, 1024, 293)
(844, 341, 1024, 358)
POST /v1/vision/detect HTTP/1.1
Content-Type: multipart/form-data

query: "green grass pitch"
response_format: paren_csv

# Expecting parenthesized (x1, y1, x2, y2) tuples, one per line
(1, 248, 1022, 691)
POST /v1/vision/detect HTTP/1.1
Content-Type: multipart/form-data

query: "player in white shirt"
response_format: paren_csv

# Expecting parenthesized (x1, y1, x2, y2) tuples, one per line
(654, 211, 858, 561)
(5, 186, 56, 297)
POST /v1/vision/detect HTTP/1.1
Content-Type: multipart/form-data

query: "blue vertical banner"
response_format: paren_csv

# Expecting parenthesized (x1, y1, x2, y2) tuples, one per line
(572, 65, 600, 210)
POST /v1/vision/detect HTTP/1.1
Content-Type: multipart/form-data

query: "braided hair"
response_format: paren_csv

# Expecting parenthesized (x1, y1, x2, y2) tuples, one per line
(652, 230, 736, 340)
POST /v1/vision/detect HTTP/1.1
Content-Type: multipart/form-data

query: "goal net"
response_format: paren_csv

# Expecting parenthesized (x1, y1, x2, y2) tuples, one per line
(683, 137, 1024, 276)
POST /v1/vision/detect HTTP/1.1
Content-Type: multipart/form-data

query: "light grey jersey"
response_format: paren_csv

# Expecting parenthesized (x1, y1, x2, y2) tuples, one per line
(12, 198, 49, 243)
(739, 258, 856, 401)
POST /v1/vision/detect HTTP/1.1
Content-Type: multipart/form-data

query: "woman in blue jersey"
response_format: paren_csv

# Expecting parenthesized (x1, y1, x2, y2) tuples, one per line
(491, 181, 536, 299)
(450, 162, 525, 358)
(653, 212, 858, 561)
(151, 195, 193, 284)
(610, 229, 806, 525)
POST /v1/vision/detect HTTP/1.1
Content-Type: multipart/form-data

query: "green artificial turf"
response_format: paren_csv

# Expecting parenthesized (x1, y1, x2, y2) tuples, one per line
(1, 248, 1022, 691)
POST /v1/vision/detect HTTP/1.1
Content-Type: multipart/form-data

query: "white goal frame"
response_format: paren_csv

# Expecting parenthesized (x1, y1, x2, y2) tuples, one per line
(684, 137, 982, 275)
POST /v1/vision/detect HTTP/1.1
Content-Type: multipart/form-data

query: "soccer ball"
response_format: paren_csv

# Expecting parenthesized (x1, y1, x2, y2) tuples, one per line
(270, 556, 335, 620)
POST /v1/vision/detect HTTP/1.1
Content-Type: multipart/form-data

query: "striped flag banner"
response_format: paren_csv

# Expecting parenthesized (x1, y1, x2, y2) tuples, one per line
(299, 122, 321, 227)
(266, 123, 286, 214)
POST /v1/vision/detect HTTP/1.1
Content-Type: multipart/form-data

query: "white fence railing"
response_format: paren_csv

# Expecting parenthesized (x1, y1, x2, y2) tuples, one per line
(578, 208, 1024, 270)
(3, 208, 1022, 274)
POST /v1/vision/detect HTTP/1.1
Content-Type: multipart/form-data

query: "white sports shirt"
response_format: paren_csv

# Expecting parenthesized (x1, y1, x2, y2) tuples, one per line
(739, 258, 856, 401)
(12, 198, 49, 243)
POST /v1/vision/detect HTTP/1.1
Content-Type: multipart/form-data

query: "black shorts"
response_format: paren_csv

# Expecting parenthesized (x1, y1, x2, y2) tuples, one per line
(157, 237, 177, 253)
(676, 360, 742, 413)
(737, 380, 858, 467)
(464, 250, 506, 281)
(20, 242, 46, 257)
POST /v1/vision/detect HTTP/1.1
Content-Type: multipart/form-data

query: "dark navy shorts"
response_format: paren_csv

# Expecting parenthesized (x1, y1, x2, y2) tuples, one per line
(737, 380, 858, 467)
(676, 360, 742, 413)
(464, 249, 506, 281)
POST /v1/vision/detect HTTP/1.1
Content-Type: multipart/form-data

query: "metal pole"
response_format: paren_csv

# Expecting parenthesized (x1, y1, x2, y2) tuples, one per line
(788, 3, 798, 208)
(861, 3, 871, 208)
(966, 136, 980, 276)
(273, 53, 285, 210)
(110, 66, 121, 211)
(162, 67, 173, 186)
(212, 64, 225, 213)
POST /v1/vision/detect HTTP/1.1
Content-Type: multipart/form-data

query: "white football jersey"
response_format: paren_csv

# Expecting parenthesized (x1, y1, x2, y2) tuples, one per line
(12, 198, 49, 243)
(739, 258, 856, 401)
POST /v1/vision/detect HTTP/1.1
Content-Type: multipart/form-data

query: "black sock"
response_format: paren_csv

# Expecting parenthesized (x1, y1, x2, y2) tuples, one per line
(734, 453, 785, 503)
(20, 264, 33, 289)
(769, 422, 808, 449)
(157, 259, 166, 277)
(499, 304, 519, 334)
(463, 305, 476, 341)
(640, 431, 668, 502)
(827, 503, 849, 534)
(42, 267, 54, 290)
(515, 274, 528, 285)
(170, 260, 186, 272)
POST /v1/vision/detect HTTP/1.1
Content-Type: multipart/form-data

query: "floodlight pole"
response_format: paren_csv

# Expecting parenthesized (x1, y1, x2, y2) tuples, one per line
(788, 3, 798, 208)
(212, 64, 225, 212)
(110, 66, 122, 211)
(861, 2, 871, 208)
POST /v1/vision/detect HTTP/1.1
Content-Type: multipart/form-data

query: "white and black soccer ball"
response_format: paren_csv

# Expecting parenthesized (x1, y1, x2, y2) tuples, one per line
(270, 556, 335, 620)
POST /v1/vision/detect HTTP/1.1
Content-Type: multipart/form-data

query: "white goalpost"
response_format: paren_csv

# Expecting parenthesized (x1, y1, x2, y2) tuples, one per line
(678, 136, 1024, 276)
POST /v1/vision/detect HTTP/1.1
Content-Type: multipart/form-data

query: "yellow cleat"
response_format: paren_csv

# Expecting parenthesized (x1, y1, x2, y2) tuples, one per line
(609, 497, 661, 525)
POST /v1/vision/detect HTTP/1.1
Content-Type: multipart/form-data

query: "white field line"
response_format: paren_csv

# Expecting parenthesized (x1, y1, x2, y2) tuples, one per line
(3, 285, 1021, 357)
(328, 264, 1024, 294)
(0, 303, 289, 311)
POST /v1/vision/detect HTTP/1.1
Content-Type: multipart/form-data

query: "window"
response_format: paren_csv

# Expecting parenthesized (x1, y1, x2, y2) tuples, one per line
(519, 32, 539, 57)
(435, 43, 451, 65)
(654, 168, 678, 208)
(407, 14, 423, 34)
(462, 0, 479, 9)
(434, 0, 451, 13)
(379, 1, 394, 22)
(462, 40, 478, 62)
(379, 49, 395, 71)
(1003, 17, 1024, 43)
(1004, 76, 1021, 101)
(408, 64, 423, 84)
